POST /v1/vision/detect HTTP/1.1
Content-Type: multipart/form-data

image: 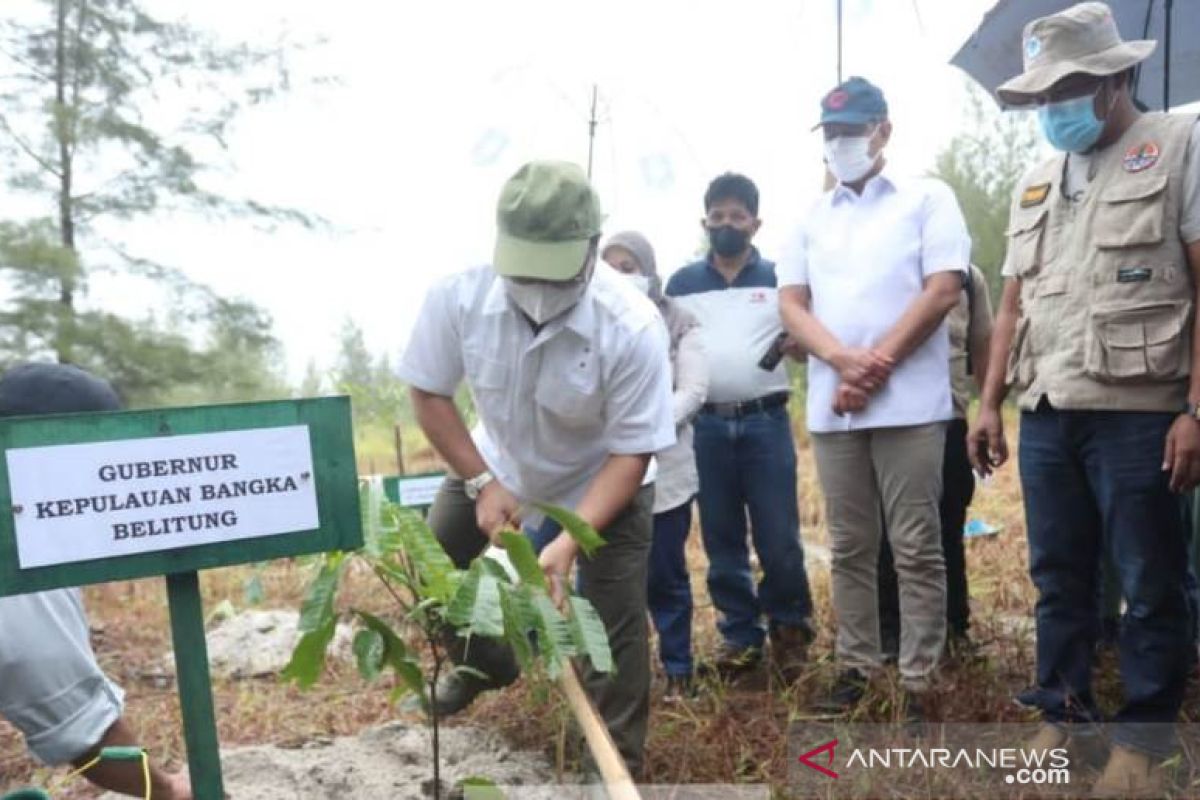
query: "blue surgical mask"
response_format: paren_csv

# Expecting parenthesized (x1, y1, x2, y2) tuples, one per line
(1037, 92, 1105, 153)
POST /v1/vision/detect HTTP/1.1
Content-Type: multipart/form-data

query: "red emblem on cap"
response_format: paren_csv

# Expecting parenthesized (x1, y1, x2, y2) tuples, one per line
(825, 90, 849, 110)
(1123, 142, 1160, 172)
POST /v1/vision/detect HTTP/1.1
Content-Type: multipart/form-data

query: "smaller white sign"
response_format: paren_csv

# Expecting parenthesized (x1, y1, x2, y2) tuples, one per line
(396, 474, 445, 508)
(8, 426, 319, 569)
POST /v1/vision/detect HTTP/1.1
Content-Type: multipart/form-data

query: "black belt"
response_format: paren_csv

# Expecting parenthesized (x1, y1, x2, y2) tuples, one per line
(701, 392, 790, 418)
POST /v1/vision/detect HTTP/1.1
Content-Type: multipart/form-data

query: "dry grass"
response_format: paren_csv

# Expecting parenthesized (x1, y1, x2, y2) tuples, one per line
(2, 410, 1197, 796)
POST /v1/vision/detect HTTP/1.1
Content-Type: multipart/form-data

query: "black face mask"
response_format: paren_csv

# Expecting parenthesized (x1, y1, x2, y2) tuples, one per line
(708, 225, 749, 258)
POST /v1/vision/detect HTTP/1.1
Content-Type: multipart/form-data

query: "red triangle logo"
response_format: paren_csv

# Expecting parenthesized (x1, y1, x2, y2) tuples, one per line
(798, 738, 840, 779)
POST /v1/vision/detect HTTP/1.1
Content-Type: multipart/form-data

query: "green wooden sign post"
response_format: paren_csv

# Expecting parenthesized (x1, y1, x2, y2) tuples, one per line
(0, 397, 362, 800)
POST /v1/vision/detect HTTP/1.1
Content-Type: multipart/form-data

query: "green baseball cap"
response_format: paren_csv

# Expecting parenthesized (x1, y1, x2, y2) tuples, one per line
(494, 160, 603, 281)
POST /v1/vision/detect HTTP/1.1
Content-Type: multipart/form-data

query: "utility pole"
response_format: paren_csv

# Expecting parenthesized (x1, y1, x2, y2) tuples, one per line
(586, 84, 598, 179)
(836, 0, 843, 84)
(1163, 0, 1173, 110)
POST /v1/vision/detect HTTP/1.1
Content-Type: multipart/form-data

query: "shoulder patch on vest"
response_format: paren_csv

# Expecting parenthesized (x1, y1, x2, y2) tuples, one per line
(1020, 183, 1050, 208)
(1123, 142, 1160, 172)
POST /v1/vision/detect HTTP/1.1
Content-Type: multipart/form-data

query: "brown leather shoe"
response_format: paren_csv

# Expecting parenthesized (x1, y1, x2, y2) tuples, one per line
(768, 624, 813, 685)
(697, 642, 763, 681)
(1092, 745, 1164, 798)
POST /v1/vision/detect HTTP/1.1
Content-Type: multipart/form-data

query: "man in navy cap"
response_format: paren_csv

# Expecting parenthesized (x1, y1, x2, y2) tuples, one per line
(0, 363, 192, 798)
(779, 77, 971, 717)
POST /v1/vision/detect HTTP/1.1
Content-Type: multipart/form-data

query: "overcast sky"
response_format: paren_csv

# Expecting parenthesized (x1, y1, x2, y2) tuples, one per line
(9, 0, 1013, 381)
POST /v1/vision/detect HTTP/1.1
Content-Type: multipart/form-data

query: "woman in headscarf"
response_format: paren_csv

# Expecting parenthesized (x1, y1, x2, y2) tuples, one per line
(602, 231, 709, 701)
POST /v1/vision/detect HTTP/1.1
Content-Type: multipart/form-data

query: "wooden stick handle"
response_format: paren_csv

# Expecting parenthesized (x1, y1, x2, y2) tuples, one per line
(557, 662, 641, 800)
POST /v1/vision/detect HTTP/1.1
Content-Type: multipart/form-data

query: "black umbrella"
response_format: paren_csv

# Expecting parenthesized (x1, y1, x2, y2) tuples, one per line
(952, 0, 1200, 110)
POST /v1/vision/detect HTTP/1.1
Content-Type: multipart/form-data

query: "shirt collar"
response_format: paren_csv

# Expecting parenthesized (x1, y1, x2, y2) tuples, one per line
(704, 246, 763, 282)
(830, 168, 897, 206)
(482, 273, 510, 315)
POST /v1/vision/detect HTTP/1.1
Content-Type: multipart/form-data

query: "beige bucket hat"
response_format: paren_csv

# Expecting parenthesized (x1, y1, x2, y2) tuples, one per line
(997, 1, 1156, 106)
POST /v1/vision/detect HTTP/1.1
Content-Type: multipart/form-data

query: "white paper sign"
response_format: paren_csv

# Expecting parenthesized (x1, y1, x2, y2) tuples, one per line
(8, 425, 319, 569)
(396, 474, 445, 508)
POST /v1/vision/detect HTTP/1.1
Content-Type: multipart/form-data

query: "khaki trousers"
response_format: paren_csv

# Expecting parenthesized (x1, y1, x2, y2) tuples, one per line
(812, 422, 947, 690)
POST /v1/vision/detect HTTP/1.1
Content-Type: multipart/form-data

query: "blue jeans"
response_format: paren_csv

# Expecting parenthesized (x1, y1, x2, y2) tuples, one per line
(648, 501, 695, 677)
(1020, 405, 1192, 757)
(694, 405, 813, 650)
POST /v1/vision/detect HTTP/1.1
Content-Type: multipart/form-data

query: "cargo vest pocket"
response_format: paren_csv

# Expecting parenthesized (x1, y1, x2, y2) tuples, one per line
(1094, 173, 1168, 249)
(1005, 207, 1049, 278)
(1084, 300, 1192, 382)
(1006, 315, 1034, 387)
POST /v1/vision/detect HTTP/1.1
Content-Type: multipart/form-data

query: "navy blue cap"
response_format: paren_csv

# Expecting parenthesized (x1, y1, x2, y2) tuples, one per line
(0, 363, 121, 417)
(816, 76, 889, 128)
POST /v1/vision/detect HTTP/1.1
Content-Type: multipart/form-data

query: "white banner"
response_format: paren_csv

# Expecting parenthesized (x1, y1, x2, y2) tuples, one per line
(8, 425, 319, 569)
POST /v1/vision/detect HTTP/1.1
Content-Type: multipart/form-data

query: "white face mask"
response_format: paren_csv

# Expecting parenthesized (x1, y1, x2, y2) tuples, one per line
(622, 273, 651, 296)
(503, 278, 588, 324)
(823, 132, 879, 184)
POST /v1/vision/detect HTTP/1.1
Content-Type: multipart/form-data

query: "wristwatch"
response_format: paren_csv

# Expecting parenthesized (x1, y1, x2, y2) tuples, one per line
(464, 470, 495, 500)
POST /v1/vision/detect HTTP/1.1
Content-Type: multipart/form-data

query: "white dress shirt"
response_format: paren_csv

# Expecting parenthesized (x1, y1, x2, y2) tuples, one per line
(399, 263, 676, 511)
(0, 588, 125, 764)
(778, 171, 971, 433)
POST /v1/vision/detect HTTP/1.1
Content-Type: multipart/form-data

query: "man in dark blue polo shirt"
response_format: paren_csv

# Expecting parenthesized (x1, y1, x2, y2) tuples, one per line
(666, 172, 815, 683)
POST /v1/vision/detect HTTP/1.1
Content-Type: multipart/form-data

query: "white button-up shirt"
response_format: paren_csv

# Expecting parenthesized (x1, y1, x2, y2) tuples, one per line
(399, 263, 676, 510)
(0, 588, 125, 765)
(778, 172, 971, 433)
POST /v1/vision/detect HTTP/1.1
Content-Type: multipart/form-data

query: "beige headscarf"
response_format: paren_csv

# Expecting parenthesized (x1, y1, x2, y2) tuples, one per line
(601, 230, 698, 350)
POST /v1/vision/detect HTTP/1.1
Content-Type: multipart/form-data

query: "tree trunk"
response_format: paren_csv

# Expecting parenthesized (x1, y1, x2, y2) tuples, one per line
(53, 0, 76, 363)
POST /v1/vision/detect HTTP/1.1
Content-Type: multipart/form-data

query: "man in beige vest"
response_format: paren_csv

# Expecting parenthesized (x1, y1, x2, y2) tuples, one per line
(969, 3, 1200, 795)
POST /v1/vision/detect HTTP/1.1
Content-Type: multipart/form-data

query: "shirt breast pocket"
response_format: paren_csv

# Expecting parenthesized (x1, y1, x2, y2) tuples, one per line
(464, 348, 511, 403)
(535, 367, 604, 430)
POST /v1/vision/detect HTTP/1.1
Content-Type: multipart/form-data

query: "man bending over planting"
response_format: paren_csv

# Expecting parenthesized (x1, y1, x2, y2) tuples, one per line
(397, 160, 674, 776)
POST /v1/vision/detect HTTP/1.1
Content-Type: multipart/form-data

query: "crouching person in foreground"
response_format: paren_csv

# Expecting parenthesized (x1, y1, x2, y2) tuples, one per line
(397, 160, 675, 776)
(0, 363, 192, 799)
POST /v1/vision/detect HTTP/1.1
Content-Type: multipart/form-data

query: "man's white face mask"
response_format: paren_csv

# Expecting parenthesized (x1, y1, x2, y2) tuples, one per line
(503, 255, 595, 325)
(503, 279, 587, 324)
(823, 127, 880, 184)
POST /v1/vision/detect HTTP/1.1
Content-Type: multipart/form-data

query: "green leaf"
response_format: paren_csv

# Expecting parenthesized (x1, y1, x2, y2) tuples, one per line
(566, 595, 613, 673)
(535, 503, 606, 557)
(499, 583, 536, 672)
(353, 628, 385, 681)
(498, 531, 547, 591)
(447, 561, 504, 637)
(281, 616, 337, 689)
(530, 590, 576, 678)
(354, 611, 427, 704)
(394, 660, 428, 702)
(374, 560, 416, 592)
(298, 553, 343, 633)
(459, 776, 505, 799)
(355, 611, 410, 666)
(393, 508, 458, 602)
(479, 554, 515, 584)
